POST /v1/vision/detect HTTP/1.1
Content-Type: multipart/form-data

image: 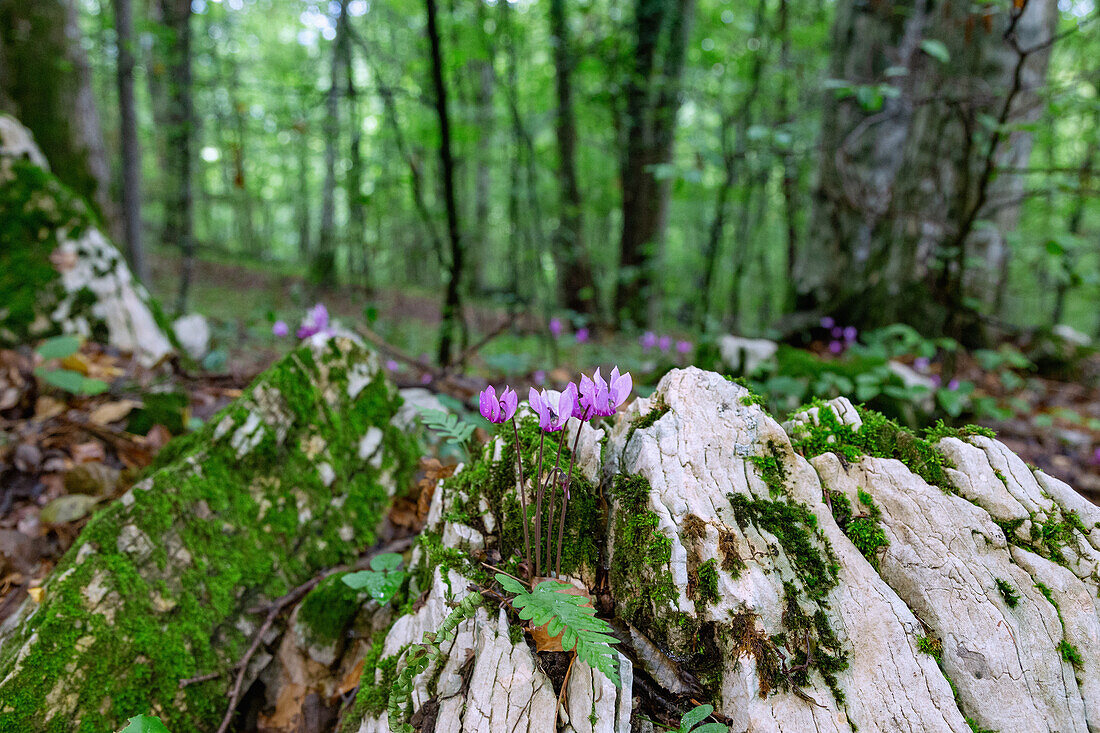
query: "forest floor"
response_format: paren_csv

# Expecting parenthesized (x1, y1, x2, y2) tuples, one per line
(2, 248, 1099, 632)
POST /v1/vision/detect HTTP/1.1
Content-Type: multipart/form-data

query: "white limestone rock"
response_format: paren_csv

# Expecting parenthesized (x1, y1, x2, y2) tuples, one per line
(172, 313, 211, 360)
(0, 114, 173, 366)
(718, 335, 779, 376)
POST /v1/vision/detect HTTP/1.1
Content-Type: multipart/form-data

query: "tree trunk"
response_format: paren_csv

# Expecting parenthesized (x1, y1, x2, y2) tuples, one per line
(153, 0, 195, 314)
(0, 0, 120, 243)
(549, 0, 597, 317)
(615, 0, 695, 327)
(316, 0, 348, 290)
(799, 0, 1058, 342)
(345, 36, 368, 291)
(425, 0, 465, 366)
(113, 0, 147, 283)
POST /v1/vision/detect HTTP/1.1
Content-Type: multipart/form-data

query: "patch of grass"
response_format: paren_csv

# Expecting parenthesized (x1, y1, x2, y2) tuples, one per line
(916, 635, 943, 660)
(995, 578, 1019, 608)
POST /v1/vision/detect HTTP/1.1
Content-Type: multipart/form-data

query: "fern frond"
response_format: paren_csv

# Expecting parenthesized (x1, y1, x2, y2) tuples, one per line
(496, 574, 621, 686)
(417, 407, 476, 452)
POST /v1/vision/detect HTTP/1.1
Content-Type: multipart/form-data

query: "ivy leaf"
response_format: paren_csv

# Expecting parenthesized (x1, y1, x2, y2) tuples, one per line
(342, 568, 406, 603)
(117, 715, 171, 733)
(920, 39, 950, 64)
(36, 335, 81, 360)
(370, 553, 404, 572)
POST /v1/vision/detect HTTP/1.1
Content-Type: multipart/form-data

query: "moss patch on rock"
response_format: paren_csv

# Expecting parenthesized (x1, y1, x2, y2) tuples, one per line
(0, 338, 417, 732)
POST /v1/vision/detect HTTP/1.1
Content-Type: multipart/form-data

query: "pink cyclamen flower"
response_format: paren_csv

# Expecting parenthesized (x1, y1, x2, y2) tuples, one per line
(831, 326, 843, 339)
(676, 340, 692, 355)
(640, 331, 657, 350)
(533, 370, 546, 384)
(297, 303, 330, 339)
(1092, 447, 1100, 466)
(479, 385, 518, 424)
(529, 384, 577, 433)
(828, 340, 844, 354)
(420, 373, 432, 385)
(843, 326, 857, 342)
(576, 327, 590, 344)
(913, 357, 931, 372)
(549, 318, 563, 338)
(930, 375, 942, 388)
(272, 320, 289, 337)
(820, 317, 835, 329)
(658, 336, 671, 352)
(579, 367, 632, 417)
(947, 379, 960, 391)
(385, 359, 399, 372)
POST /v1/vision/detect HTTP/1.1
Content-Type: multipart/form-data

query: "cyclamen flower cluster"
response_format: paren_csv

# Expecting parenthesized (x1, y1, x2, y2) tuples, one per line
(272, 303, 335, 340)
(477, 367, 632, 579)
(640, 331, 692, 356)
(820, 316, 858, 355)
(480, 367, 632, 432)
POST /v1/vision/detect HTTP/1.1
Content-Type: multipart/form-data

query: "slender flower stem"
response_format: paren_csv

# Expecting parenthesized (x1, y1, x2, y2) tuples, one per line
(544, 436, 564, 576)
(510, 418, 532, 578)
(555, 411, 589, 577)
(534, 434, 545, 578)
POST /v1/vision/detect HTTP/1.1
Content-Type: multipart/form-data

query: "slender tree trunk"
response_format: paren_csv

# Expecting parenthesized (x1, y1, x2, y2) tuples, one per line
(549, 0, 597, 316)
(113, 0, 146, 283)
(776, 0, 800, 309)
(696, 119, 734, 329)
(426, 0, 465, 365)
(295, 117, 312, 261)
(0, 0, 120, 242)
(155, 0, 195, 314)
(615, 0, 695, 327)
(345, 36, 368, 291)
(316, 1, 347, 290)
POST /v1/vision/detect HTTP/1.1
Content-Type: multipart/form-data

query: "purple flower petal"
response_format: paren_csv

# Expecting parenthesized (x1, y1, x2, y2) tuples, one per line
(828, 341, 843, 354)
(676, 340, 692, 355)
(575, 327, 589, 343)
(820, 317, 835, 329)
(658, 336, 671, 352)
(272, 321, 289, 337)
(549, 318, 563, 338)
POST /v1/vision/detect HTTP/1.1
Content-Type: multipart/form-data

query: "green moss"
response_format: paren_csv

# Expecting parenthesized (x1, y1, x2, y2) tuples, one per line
(0, 340, 417, 732)
(829, 488, 889, 569)
(1058, 639, 1083, 668)
(748, 441, 790, 498)
(728, 493, 838, 602)
(916, 635, 943, 660)
(693, 559, 721, 606)
(298, 575, 364, 647)
(789, 403, 956, 492)
(995, 578, 1019, 608)
(626, 401, 670, 445)
(924, 421, 997, 441)
(609, 474, 681, 641)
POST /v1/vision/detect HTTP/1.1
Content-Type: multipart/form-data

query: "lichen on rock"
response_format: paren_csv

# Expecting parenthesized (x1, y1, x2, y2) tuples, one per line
(0, 338, 418, 732)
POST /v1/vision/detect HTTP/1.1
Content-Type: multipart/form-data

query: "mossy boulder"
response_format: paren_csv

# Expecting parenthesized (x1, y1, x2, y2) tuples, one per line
(0, 337, 419, 732)
(0, 114, 172, 365)
(345, 368, 1100, 733)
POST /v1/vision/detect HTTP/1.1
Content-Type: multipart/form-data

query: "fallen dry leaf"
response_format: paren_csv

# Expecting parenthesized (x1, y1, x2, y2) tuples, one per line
(65, 462, 121, 497)
(70, 441, 106, 464)
(33, 396, 66, 421)
(526, 579, 593, 652)
(89, 399, 138, 426)
(60, 353, 90, 376)
(27, 586, 43, 603)
(144, 424, 172, 451)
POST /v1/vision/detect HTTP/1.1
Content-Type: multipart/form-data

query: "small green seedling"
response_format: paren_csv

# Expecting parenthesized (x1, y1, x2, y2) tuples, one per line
(679, 704, 729, 733)
(342, 552, 406, 603)
(34, 335, 109, 396)
(418, 407, 476, 458)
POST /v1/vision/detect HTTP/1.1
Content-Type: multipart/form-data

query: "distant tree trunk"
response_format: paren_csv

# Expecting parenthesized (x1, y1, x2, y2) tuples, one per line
(345, 37, 368, 291)
(154, 0, 195, 314)
(799, 0, 1058, 342)
(696, 117, 735, 329)
(776, 0, 800, 309)
(0, 0, 120, 242)
(425, 0, 465, 365)
(615, 0, 695, 326)
(549, 0, 597, 316)
(295, 117, 312, 261)
(113, 0, 146, 283)
(316, 0, 348, 290)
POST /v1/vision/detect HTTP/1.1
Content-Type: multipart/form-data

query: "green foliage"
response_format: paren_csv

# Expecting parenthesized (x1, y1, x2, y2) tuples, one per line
(496, 573, 621, 686)
(33, 335, 109, 395)
(678, 704, 729, 733)
(342, 552, 406, 604)
(116, 716, 170, 733)
(995, 578, 1019, 608)
(916, 635, 943, 660)
(387, 592, 483, 733)
(417, 407, 476, 458)
(36, 335, 81, 360)
(1058, 639, 1083, 668)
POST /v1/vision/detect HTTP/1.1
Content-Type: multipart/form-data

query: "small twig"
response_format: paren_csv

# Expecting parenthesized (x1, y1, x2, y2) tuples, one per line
(355, 324, 441, 375)
(554, 651, 577, 728)
(480, 562, 531, 589)
(447, 317, 515, 371)
(179, 668, 235, 688)
(214, 537, 413, 733)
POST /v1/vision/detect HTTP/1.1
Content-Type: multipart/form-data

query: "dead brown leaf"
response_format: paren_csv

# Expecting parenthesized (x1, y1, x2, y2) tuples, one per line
(88, 399, 138, 426)
(70, 441, 106, 464)
(33, 396, 67, 421)
(144, 424, 172, 451)
(526, 579, 593, 652)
